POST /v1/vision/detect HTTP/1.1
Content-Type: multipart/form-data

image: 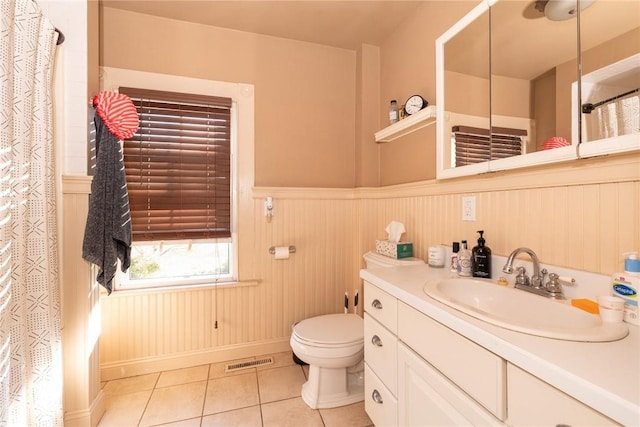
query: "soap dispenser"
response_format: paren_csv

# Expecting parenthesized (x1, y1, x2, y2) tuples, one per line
(472, 230, 491, 279)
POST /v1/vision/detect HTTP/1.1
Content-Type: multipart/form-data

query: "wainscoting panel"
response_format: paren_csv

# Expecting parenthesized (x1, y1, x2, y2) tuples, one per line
(93, 155, 639, 379)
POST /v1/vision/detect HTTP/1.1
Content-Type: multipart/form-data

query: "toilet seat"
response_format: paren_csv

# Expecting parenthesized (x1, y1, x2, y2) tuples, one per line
(293, 313, 363, 346)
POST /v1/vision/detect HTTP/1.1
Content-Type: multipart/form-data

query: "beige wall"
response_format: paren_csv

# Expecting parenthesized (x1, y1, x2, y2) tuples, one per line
(100, 7, 356, 188)
(378, 1, 477, 185)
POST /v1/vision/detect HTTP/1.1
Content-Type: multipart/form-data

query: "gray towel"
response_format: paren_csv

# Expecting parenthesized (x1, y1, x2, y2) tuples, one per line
(82, 113, 132, 294)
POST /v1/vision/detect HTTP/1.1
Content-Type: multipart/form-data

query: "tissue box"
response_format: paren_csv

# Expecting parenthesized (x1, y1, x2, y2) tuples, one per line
(375, 240, 413, 259)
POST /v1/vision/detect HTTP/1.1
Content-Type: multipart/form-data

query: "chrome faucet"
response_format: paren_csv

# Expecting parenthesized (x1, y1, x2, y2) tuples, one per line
(502, 247, 565, 299)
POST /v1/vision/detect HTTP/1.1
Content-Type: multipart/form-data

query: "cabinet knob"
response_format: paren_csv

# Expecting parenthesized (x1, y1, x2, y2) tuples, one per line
(371, 299, 383, 309)
(371, 335, 383, 347)
(371, 389, 383, 404)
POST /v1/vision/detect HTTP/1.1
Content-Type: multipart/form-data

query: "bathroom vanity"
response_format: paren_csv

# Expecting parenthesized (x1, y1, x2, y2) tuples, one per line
(361, 265, 639, 426)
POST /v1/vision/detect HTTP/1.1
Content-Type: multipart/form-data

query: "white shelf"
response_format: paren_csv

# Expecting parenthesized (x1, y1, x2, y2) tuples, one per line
(375, 105, 437, 143)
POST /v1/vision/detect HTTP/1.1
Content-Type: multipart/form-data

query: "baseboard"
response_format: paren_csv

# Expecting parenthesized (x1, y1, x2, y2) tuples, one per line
(100, 338, 292, 381)
(63, 390, 106, 427)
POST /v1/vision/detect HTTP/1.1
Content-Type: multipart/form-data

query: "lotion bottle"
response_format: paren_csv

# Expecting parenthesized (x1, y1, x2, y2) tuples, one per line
(611, 252, 640, 325)
(472, 230, 492, 279)
(458, 240, 472, 277)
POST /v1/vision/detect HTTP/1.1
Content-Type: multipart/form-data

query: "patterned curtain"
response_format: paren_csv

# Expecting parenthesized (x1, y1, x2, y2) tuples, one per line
(585, 93, 640, 141)
(0, 0, 63, 425)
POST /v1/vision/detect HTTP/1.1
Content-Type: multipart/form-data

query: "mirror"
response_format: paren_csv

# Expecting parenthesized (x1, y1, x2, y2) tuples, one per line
(437, 1, 492, 177)
(436, 0, 640, 179)
(579, 0, 640, 156)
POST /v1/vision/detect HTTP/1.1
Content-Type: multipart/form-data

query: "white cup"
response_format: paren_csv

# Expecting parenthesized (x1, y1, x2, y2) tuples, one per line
(597, 296, 624, 323)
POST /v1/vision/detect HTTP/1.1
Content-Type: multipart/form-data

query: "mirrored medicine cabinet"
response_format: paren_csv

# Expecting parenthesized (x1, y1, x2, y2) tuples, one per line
(436, 0, 640, 179)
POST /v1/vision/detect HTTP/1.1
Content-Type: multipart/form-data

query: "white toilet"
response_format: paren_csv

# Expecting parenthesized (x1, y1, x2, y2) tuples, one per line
(290, 251, 424, 409)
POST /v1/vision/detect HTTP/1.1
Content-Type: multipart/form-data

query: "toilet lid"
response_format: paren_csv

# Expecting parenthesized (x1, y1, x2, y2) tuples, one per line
(293, 313, 363, 345)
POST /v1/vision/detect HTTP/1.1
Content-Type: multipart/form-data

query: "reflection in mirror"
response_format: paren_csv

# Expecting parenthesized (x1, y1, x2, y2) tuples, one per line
(442, 6, 490, 170)
(579, 1, 640, 144)
(436, 0, 639, 180)
(490, 0, 578, 156)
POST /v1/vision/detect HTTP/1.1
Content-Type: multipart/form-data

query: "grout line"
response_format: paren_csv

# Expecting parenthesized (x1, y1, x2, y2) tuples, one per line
(255, 368, 265, 427)
(199, 363, 212, 421)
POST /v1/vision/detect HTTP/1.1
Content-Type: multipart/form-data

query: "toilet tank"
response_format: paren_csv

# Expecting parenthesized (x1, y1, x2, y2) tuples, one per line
(363, 251, 425, 268)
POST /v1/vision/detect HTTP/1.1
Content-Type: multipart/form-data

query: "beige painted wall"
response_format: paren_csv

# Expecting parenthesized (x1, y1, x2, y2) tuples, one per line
(378, 1, 477, 185)
(100, 7, 356, 188)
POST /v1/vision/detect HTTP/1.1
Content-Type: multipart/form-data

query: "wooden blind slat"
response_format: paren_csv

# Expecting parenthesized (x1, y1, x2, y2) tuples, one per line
(452, 125, 526, 167)
(120, 87, 232, 241)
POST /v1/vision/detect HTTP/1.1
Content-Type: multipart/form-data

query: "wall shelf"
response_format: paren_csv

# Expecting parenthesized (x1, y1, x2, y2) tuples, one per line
(375, 105, 437, 143)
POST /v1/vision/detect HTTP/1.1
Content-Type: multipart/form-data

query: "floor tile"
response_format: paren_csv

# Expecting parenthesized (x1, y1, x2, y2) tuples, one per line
(203, 372, 260, 415)
(98, 390, 152, 427)
(156, 364, 209, 388)
(139, 380, 207, 427)
(261, 397, 323, 427)
(99, 352, 370, 427)
(201, 405, 263, 426)
(102, 373, 159, 396)
(319, 401, 372, 427)
(258, 365, 307, 403)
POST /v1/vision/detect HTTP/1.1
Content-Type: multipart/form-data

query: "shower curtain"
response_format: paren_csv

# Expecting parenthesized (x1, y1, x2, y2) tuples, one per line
(0, 0, 63, 425)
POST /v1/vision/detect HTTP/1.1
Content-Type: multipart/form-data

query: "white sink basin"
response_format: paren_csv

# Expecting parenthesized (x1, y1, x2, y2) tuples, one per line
(424, 278, 628, 342)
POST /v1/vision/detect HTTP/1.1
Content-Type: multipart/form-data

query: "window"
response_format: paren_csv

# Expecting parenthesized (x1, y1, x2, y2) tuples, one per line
(118, 87, 235, 289)
(451, 125, 526, 167)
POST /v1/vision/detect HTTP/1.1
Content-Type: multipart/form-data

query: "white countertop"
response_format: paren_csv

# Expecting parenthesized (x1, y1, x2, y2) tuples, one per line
(360, 264, 640, 426)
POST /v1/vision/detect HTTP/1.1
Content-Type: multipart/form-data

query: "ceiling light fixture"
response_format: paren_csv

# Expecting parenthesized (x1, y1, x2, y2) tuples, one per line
(534, 0, 596, 21)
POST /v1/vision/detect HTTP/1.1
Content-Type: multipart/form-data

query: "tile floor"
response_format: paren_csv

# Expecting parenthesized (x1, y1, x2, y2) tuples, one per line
(97, 350, 373, 427)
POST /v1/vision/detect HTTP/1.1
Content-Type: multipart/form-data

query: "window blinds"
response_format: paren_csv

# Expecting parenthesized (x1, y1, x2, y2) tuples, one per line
(119, 87, 232, 241)
(452, 125, 526, 167)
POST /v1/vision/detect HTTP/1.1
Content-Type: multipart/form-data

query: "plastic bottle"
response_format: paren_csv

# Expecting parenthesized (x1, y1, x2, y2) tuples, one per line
(458, 240, 472, 277)
(389, 100, 399, 125)
(450, 242, 460, 273)
(611, 252, 640, 325)
(472, 230, 492, 279)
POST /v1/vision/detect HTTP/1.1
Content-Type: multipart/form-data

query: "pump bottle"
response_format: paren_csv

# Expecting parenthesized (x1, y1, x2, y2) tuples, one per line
(472, 230, 492, 279)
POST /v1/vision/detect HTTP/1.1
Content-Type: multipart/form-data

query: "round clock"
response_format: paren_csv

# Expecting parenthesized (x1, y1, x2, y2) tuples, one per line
(404, 95, 428, 115)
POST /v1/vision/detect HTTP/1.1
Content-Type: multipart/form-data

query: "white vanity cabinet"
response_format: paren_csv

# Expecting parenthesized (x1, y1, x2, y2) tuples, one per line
(397, 342, 504, 426)
(363, 282, 399, 426)
(397, 301, 506, 426)
(363, 281, 623, 427)
(364, 281, 505, 426)
(507, 363, 621, 426)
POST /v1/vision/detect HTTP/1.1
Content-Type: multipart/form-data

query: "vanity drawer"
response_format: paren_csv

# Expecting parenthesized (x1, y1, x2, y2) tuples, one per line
(398, 302, 506, 420)
(507, 363, 621, 426)
(364, 313, 397, 396)
(365, 364, 398, 427)
(364, 281, 398, 333)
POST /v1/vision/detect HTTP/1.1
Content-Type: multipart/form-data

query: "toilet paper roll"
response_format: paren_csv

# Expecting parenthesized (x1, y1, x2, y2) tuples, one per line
(274, 246, 290, 260)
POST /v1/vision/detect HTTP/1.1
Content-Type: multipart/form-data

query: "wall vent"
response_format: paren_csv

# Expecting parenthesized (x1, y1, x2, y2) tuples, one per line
(225, 356, 274, 373)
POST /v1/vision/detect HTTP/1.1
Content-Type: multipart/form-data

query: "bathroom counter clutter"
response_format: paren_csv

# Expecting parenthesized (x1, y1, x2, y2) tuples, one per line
(360, 264, 640, 426)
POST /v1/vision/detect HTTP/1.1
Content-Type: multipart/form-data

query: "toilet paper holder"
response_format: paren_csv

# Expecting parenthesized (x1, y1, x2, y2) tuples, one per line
(269, 245, 296, 255)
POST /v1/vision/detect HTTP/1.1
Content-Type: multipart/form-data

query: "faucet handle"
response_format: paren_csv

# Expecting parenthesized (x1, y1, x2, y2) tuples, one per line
(545, 273, 566, 299)
(515, 267, 530, 286)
